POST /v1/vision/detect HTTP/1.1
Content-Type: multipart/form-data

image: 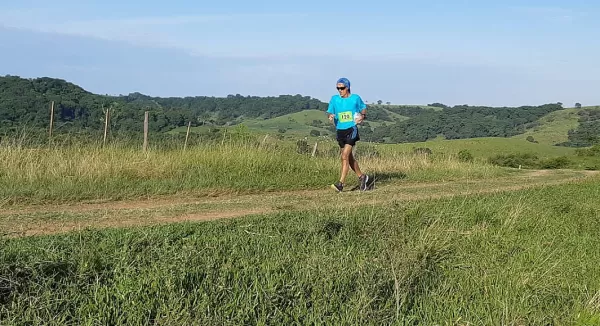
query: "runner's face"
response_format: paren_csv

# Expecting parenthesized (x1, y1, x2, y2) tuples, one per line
(336, 83, 348, 96)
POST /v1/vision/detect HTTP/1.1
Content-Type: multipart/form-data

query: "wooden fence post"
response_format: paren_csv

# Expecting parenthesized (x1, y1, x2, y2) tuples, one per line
(49, 101, 55, 139)
(312, 142, 318, 157)
(103, 107, 110, 146)
(143, 111, 149, 152)
(183, 121, 191, 151)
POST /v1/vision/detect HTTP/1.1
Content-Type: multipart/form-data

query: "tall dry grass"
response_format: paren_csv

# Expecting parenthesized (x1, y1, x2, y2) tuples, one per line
(0, 137, 507, 205)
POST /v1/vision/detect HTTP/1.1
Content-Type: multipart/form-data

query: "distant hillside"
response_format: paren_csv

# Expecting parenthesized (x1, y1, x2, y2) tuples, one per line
(511, 108, 581, 145)
(1, 75, 598, 145)
(511, 106, 600, 147)
(169, 110, 335, 138)
(169, 106, 421, 140)
(0, 75, 326, 134)
(557, 106, 600, 147)
(369, 103, 566, 143)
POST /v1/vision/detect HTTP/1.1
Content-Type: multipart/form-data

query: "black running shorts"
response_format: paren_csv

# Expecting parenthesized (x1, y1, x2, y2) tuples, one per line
(336, 125, 360, 148)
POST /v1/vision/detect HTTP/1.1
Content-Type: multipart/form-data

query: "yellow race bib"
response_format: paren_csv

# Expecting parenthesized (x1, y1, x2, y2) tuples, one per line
(338, 111, 353, 123)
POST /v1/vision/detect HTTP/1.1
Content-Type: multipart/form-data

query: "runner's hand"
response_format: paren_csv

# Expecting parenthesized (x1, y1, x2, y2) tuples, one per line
(354, 113, 364, 124)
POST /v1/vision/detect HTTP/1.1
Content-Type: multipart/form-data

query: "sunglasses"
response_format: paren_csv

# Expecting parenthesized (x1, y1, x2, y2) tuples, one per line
(336, 86, 347, 90)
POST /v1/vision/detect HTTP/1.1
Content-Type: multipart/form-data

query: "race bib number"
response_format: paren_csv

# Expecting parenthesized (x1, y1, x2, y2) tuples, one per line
(338, 111, 353, 123)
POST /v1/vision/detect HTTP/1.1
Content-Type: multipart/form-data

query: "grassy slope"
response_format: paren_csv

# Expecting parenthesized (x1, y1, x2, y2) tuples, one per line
(512, 106, 600, 146)
(168, 108, 410, 137)
(2, 178, 599, 324)
(243, 108, 412, 132)
(241, 109, 330, 136)
(512, 108, 580, 145)
(167, 110, 332, 138)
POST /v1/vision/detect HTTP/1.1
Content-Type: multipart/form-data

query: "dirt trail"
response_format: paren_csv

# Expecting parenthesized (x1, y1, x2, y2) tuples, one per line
(4, 209, 270, 238)
(2, 169, 598, 238)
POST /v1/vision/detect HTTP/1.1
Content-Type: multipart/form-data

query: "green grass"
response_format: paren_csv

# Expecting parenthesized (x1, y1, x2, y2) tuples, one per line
(168, 110, 332, 139)
(378, 137, 576, 159)
(513, 108, 581, 145)
(365, 108, 410, 129)
(376, 137, 600, 170)
(0, 137, 507, 206)
(241, 109, 331, 136)
(511, 106, 600, 146)
(2, 179, 599, 324)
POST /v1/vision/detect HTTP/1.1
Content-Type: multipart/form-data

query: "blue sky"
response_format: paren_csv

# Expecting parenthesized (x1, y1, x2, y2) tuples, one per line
(0, 0, 598, 106)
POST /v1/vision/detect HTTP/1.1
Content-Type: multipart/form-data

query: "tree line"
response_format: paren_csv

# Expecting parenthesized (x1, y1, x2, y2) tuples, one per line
(368, 103, 565, 143)
(556, 108, 600, 147)
(0, 76, 325, 135)
(1, 75, 596, 146)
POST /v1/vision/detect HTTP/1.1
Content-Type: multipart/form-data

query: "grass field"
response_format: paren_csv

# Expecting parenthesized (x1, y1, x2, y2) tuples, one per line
(379, 137, 600, 170)
(2, 133, 600, 325)
(1, 171, 599, 324)
(378, 137, 574, 158)
(0, 136, 509, 206)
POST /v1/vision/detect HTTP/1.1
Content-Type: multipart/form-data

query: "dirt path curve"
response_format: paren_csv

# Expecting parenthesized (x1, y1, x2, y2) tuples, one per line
(2, 169, 598, 238)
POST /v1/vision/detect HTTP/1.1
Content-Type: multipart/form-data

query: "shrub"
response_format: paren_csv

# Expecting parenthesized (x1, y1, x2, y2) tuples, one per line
(296, 139, 310, 154)
(457, 150, 474, 163)
(539, 156, 571, 169)
(487, 153, 539, 169)
(526, 136, 538, 143)
(575, 145, 600, 157)
(413, 147, 432, 155)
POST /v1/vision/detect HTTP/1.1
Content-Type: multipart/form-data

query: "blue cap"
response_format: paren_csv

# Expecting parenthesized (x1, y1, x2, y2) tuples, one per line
(336, 77, 350, 88)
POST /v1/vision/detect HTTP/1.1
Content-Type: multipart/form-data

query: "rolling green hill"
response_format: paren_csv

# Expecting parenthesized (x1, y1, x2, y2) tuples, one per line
(0, 75, 326, 135)
(512, 106, 600, 146)
(2, 75, 599, 147)
(169, 107, 409, 139)
(511, 108, 580, 145)
(168, 109, 333, 138)
(242, 110, 331, 136)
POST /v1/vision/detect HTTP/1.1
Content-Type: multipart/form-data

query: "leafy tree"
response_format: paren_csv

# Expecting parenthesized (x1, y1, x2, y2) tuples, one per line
(427, 103, 449, 109)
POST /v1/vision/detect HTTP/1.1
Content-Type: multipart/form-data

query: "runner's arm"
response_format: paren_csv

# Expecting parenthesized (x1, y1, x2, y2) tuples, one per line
(358, 96, 367, 119)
